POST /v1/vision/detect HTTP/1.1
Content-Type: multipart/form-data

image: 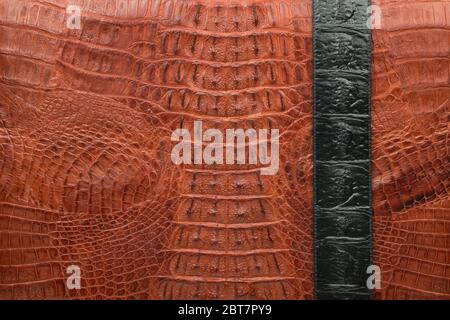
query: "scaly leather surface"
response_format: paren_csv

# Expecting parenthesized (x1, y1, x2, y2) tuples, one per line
(313, 0, 372, 300)
(372, 0, 449, 299)
(0, 0, 314, 299)
(0, 0, 448, 300)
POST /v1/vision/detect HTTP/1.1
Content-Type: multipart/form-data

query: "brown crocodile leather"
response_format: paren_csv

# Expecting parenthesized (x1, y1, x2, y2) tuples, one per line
(0, 0, 448, 300)
(372, 0, 450, 299)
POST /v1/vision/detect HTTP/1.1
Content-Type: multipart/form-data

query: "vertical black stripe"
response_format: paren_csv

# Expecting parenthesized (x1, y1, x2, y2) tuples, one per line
(313, 0, 372, 299)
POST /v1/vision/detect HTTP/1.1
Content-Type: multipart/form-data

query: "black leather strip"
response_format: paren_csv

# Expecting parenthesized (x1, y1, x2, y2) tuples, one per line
(313, 0, 372, 299)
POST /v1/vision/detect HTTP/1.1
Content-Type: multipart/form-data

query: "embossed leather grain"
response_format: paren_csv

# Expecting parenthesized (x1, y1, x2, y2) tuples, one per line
(0, 0, 448, 300)
(314, 0, 372, 300)
(372, 0, 449, 300)
(0, 0, 314, 299)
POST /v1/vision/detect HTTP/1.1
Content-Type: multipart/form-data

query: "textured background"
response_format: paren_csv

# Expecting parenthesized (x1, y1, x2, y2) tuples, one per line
(0, 0, 448, 299)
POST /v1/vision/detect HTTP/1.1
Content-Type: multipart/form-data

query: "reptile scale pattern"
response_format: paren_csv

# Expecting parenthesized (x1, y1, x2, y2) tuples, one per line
(372, 0, 450, 299)
(0, 0, 448, 300)
(313, 0, 372, 299)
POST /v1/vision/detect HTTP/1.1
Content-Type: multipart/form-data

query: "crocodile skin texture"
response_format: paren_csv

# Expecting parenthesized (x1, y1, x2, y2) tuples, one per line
(0, 0, 448, 300)
(372, 0, 450, 299)
(0, 0, 314, 299)
(313, 0, 372, 299)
